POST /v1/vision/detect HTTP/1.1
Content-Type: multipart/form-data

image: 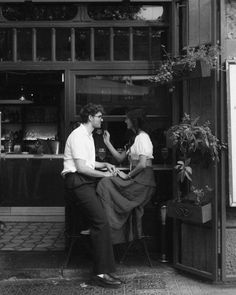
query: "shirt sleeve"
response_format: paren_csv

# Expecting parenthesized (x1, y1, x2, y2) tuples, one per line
(134, 133, 153, 157)
(69, 132, 90, 160)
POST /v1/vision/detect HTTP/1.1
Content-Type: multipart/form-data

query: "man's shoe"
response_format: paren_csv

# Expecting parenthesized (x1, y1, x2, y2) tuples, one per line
(109, 274, 125, 284)
(92, 274, 122, 288)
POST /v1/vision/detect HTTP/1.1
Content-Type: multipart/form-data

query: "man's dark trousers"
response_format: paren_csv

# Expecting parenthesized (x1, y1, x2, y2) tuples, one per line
(64, 173, 116, 274)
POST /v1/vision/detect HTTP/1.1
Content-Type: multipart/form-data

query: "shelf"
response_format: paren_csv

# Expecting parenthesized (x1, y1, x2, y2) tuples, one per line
(2, 121, 22, 124)
(2, 122, 56, 125)
(25, 122, 57, 124)
(0, 100, 33, 105)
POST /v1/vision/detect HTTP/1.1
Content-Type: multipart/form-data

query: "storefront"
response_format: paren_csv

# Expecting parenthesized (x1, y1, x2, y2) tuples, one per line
(0, 0, 235, 283)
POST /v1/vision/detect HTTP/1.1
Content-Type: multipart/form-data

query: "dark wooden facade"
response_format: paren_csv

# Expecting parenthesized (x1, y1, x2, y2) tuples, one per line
(0, 0, 235, 283)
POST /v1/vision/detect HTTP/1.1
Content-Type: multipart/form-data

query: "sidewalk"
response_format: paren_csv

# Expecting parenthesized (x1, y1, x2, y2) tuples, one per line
(1, 222, 236, 294)
(0, 251, 236, 295)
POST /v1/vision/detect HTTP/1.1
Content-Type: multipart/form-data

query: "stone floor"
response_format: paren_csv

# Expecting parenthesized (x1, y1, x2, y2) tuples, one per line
(1, 222, 236, 294)
(0, 222, 64, 251)
(0, 252, 236, 295)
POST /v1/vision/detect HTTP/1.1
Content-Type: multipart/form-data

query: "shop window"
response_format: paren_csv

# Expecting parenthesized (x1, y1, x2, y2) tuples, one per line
(17, 28, 32, 61)
(56, 28, 71, 61)
(151, 28, 166, 60)
(75, 28, 90, 61)
(94, 28, 110, 61)
(87, 4, 167, 22)
(0, 4, 170, 63)
(74, 75, 172, 161)
(133, 27, 149, 60)
(36, 28, 51, 61)
(75, 76, 170, 116)
(2, 4, 77, 21)
(0, 29, 12, 61)
(0, 25, 168, 63)
(114, 28, 130, 61)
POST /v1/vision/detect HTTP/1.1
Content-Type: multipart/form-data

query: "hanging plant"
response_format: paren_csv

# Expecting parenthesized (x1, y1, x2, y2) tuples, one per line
(150, 44, 222, 91)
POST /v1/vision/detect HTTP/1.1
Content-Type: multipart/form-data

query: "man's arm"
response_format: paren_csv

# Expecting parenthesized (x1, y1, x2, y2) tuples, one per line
(95, 161, 117, 174)
(75, 158, 113, 178)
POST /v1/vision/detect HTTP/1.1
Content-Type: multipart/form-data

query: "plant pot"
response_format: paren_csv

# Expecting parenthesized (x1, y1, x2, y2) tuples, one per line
(189, 59, 211, 78)
(167, 201, 212, 224)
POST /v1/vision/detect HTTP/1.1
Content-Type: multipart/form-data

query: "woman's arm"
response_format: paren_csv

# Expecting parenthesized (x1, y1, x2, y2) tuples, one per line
(103, 130, 126, 163)
(117, 155, 147, 180)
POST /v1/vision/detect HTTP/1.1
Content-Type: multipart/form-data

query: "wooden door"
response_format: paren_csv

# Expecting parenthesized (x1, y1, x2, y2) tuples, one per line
(171, 0, 219, 281)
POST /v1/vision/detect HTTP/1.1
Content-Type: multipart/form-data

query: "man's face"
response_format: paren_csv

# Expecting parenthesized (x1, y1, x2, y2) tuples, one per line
(91, 112, 103, 129)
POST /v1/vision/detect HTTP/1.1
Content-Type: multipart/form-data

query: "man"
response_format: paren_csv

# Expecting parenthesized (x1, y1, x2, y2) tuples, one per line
(62, 103, 122, 288)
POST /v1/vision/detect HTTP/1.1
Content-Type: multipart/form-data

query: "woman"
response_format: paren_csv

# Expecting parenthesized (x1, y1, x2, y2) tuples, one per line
(96, 109, 156, 244)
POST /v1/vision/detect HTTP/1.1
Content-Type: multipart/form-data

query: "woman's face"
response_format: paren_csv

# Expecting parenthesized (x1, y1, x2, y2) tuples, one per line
(125, 116, 133, 130)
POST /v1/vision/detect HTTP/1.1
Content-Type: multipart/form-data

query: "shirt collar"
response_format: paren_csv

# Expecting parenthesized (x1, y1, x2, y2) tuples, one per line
(81, 123, 93, 138)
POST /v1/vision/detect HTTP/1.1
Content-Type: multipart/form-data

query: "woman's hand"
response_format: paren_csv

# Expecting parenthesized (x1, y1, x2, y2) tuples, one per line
(117, 170, 130, 180)
(103, 130, 111, 146)
(103, 171, 114, 177)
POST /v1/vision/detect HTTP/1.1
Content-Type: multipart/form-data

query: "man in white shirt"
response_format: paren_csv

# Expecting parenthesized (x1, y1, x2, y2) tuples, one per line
(62, 103, 122, 288)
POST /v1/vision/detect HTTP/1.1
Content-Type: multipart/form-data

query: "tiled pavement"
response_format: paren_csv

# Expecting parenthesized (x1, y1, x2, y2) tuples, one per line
(0, 222, 64, 251)
(1, 222, 236, 294)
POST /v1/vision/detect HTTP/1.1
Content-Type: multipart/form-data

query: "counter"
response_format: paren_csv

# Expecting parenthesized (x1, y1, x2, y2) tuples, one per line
(0, 153, 172, 170)
(0, 154, 173, 207)
(0, 153, 64, 159)
(0, 155, 64, 207)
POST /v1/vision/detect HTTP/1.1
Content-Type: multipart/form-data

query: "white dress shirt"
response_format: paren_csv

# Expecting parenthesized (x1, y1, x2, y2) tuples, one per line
(62, 124, 95, 176)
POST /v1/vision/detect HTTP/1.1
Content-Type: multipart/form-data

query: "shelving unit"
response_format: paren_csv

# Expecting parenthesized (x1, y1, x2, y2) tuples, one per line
(0, 102, 59, 151)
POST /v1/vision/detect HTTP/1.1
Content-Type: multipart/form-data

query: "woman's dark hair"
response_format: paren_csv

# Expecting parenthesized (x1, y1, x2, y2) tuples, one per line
(125, 108, 148, 150)
(126, 108, 147, 134)
(80, 103, 104, 123)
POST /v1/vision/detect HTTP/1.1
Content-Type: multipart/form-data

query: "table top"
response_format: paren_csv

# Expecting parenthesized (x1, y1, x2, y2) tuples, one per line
(0, 153, 173, 170)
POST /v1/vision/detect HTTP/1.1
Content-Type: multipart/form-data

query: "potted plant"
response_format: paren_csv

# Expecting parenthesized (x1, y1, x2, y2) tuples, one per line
(166, 113, 225, 223)
(150, 44, 221, 91)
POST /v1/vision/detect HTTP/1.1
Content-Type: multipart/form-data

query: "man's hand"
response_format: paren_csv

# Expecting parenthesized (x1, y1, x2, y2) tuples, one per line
(105, 163, 117, 175)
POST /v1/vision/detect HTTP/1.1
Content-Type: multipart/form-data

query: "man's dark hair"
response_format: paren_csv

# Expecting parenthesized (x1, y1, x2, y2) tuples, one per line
(80, 103, 104, 123)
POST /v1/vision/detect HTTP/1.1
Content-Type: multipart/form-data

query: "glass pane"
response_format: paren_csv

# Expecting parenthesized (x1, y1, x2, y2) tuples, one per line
(114, 28, 129, 61)
(36, 28, 51, 61)
(135, 6, 166, 21)
(0, 29, 13, 61)
(94, 28, 110, 61)
(56, 28, 71, 61)
(88, 4, 167, 22)
(151, 28, 167, 60)
(75, 75, 171, 161)
(17, 28, 32, 61)
(75, 28, 90, 61)
(75, 76, 170, 116)
(2, 4, 77, 21)
(133, 27, 149, 60)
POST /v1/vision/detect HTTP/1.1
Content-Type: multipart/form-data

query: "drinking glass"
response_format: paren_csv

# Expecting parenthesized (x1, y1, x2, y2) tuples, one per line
(117, 148, 125, 167)
(98, 147, 106, 161)
(161, 147, 169, 166)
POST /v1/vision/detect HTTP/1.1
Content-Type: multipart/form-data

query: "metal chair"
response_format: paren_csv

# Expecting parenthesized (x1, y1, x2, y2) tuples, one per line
(118, 207, 153, 267)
